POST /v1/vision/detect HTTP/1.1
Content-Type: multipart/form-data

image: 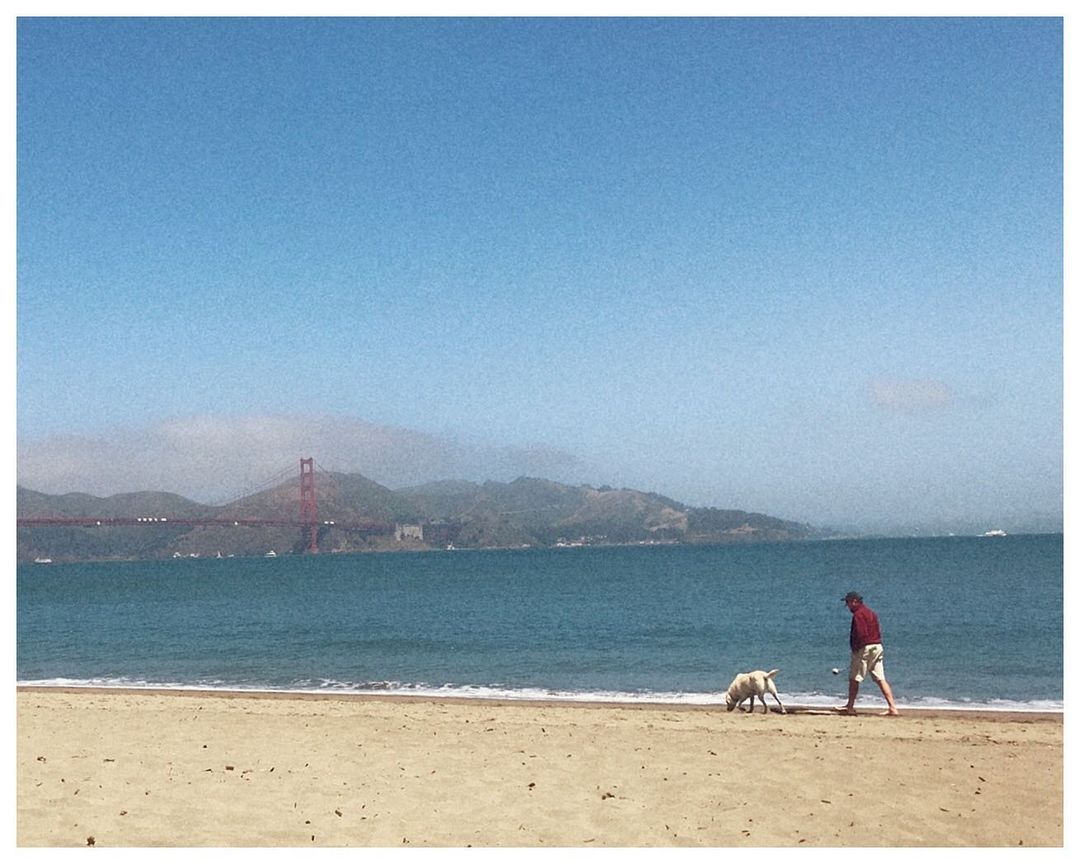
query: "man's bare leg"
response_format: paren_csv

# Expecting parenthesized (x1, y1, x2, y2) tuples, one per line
(836, 678, 859, 714)
(875, 677, 899, 716)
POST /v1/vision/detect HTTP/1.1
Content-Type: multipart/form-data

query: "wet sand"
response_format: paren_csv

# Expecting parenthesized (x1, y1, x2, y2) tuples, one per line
(16, 687, 1063, 847)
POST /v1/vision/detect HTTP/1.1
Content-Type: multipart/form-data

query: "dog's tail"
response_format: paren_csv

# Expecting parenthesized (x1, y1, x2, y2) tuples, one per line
(766, 669, 780, 679)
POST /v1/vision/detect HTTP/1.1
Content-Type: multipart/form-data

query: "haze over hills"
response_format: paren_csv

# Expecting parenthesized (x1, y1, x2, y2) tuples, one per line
(16, 414, 1062, 537)
(15, 416, 592, 504)
(16, 472, 816, 562)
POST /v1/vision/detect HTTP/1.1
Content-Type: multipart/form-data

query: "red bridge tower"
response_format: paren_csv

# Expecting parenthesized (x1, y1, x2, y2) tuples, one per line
(299, 457, 318, 553)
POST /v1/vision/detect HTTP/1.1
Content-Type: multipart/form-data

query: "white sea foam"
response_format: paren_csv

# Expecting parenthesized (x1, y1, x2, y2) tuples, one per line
(16, 677, 1063, 713)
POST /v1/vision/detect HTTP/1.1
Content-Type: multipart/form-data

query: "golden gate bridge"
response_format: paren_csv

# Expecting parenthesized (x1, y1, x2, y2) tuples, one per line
(16, 458, 391, 553)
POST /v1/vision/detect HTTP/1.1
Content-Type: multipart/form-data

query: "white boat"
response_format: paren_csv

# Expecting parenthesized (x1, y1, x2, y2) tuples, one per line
(265, 550, 278, 558)
(982, 529, 1008, 538)
(33, 557, 52, 564)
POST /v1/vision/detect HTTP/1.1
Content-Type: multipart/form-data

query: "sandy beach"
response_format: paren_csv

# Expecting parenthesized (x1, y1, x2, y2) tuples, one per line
(16, 687, 1062, 847)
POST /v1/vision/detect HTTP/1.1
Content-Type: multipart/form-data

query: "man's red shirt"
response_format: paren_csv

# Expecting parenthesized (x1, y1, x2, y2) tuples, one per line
(849, 604, 882, 651)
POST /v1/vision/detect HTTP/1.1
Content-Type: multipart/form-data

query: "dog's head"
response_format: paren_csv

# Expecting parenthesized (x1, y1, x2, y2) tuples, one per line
(724, 690, 737, 711)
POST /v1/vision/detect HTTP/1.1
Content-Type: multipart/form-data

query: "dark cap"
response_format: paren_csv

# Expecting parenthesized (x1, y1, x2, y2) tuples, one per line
(842, 591, 862, 603)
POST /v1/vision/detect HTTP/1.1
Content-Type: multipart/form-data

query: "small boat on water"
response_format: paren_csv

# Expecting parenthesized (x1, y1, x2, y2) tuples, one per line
(33, 557, 52, 564)
(982, 529, 1008, 538)
(265, 550, 278, 558)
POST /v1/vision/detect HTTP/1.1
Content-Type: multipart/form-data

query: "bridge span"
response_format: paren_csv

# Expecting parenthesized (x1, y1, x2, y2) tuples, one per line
(15, 516, 391, 532)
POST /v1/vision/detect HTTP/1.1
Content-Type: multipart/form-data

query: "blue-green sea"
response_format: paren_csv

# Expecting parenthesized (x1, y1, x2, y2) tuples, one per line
(17, 534, 1063, 711)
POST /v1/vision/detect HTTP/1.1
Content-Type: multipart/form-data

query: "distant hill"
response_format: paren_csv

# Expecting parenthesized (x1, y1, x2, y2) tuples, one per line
(17, 487, 208, 519)
(400, 478, 686, 545)
(397, 477, 812, 546)
(16, 473, 815, 562)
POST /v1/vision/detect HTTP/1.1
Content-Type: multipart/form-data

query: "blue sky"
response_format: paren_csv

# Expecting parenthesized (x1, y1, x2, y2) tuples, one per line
(15, 16, 1063, 530)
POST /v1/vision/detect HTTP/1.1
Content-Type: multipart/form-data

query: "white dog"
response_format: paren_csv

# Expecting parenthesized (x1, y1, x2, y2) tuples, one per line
(724, 668, 786, 714)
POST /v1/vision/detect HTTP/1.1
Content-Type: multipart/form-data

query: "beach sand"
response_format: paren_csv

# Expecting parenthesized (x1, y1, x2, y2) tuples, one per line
(16, 687, 1062, 847)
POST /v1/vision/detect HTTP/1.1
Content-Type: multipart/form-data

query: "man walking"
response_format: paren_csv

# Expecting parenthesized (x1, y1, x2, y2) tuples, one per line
(838, 591, 899, 716)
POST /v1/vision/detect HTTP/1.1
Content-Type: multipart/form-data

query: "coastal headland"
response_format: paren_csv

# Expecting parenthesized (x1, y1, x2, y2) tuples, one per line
(17, 687, 1062, 847)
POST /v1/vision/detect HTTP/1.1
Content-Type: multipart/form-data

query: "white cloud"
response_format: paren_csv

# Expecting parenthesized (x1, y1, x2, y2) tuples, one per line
(868, 378, 955, 415)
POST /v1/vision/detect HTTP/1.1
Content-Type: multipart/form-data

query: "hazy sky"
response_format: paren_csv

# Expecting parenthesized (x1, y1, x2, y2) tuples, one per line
(15, 16, 1063, 530)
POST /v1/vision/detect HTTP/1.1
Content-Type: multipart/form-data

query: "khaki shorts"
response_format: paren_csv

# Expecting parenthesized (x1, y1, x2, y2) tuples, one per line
(850, 643, 886, 683)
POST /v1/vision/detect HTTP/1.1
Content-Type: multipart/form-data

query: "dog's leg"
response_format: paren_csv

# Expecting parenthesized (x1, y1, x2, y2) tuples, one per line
(767, 683, 786, 714)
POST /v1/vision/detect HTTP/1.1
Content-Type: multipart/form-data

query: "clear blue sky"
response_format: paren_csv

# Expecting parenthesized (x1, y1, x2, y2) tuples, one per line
(16, 17, 1063, 529)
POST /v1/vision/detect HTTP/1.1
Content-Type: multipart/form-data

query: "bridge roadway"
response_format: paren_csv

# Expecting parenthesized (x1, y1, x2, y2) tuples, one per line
(16, 516, 393, 533)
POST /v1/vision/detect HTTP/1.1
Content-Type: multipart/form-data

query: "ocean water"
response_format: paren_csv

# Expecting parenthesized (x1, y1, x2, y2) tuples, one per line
(16, 534, 1063, 712)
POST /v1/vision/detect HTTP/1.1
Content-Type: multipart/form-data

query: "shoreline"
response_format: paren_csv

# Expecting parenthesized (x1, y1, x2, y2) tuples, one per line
(16, 530, 1066, 561)
(16, 684, 1063, 721)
